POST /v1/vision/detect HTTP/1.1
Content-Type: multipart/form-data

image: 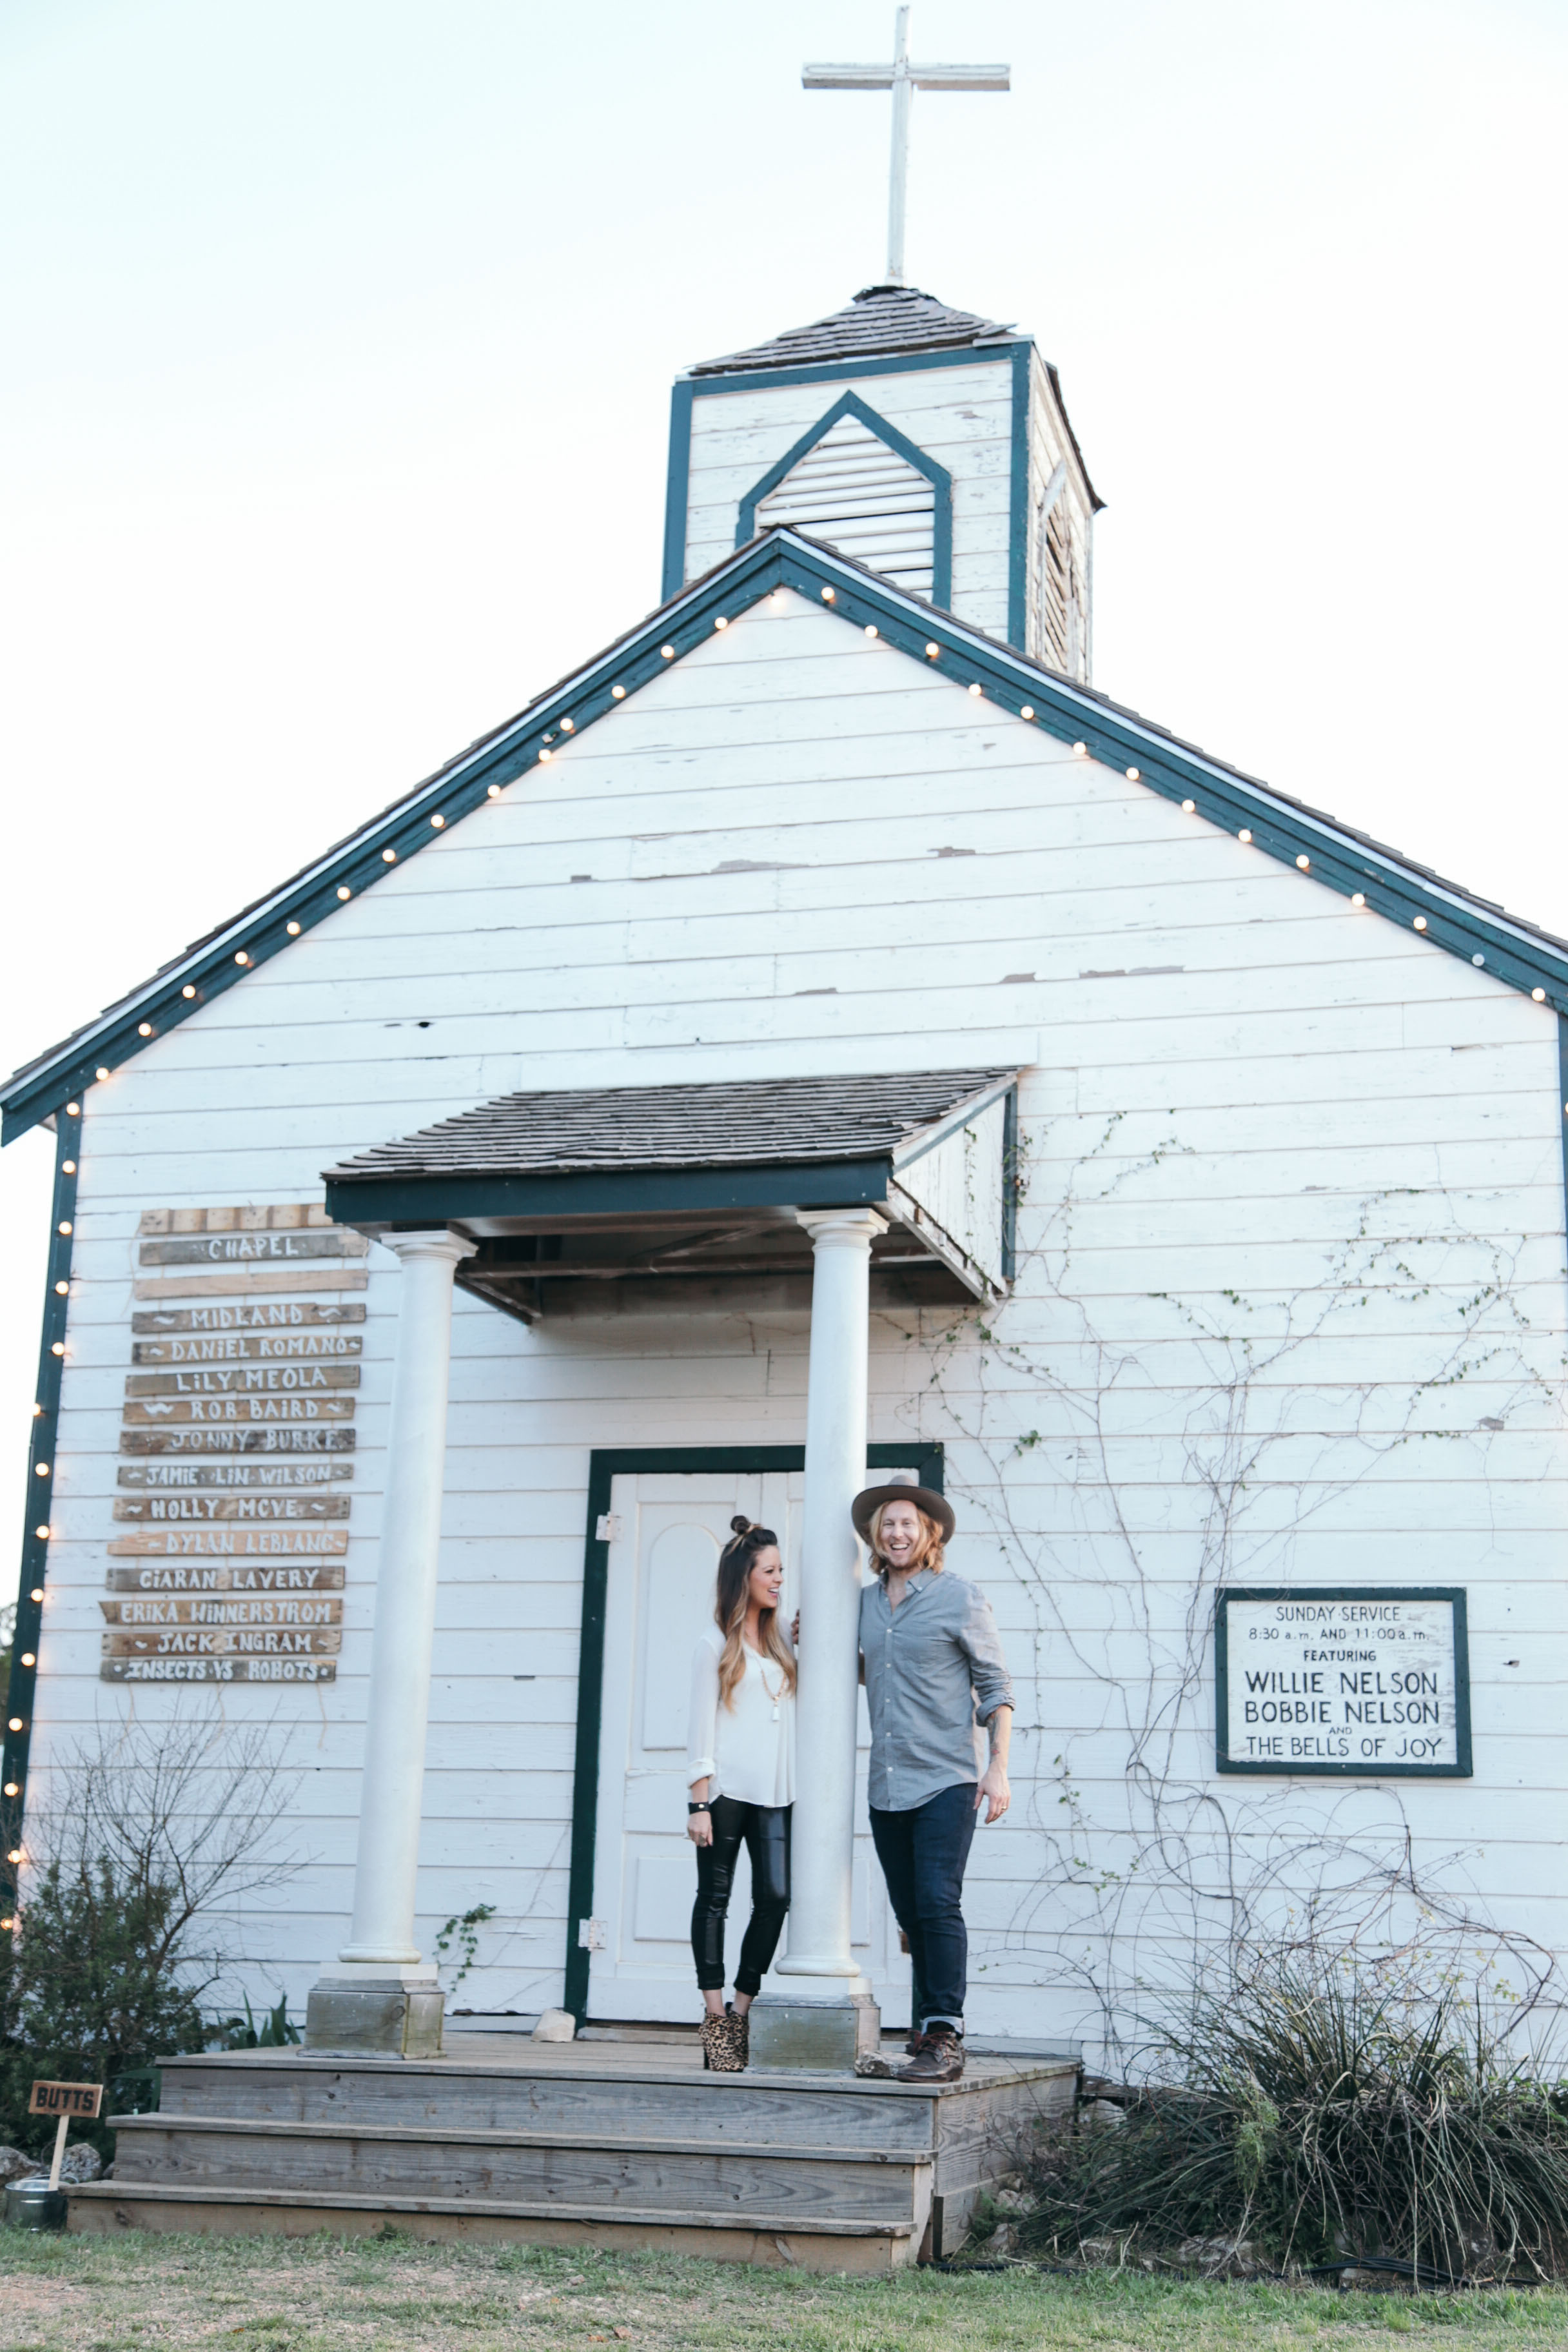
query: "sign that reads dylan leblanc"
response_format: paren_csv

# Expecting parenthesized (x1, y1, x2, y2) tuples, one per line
(1215, 1588, 1472, 1778)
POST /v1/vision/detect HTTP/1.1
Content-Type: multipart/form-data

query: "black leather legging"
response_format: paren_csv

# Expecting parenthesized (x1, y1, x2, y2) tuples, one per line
(691, 1796, 791, 1996)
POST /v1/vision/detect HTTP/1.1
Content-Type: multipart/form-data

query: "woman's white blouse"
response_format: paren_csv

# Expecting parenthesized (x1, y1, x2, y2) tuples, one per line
(685, 1626, 796, 1807)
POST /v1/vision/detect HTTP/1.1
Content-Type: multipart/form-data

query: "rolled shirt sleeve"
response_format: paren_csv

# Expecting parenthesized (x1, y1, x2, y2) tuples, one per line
(685, 1633, 720, 1783)
(957, 1580, 1014, 1727)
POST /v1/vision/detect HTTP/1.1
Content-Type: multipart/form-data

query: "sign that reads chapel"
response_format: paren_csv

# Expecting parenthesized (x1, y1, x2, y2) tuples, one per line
(1215, 1588, 1472, 1778)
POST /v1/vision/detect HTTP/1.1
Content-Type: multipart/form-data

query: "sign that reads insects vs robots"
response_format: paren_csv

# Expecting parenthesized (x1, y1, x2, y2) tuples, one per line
(1215, 1588, 1471, 1778)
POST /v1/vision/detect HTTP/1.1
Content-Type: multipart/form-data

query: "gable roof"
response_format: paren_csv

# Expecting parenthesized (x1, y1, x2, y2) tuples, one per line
(687, 284, 1019, 376)
(6, 523, 1568, 1144)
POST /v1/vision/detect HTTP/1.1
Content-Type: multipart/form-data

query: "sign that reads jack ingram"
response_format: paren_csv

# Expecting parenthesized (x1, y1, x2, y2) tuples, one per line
(1215, 1588, 1472, 1778)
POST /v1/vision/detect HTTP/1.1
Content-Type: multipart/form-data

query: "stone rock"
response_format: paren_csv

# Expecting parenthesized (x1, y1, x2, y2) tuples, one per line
(58, 2144, 103, 2183)
(992, 2187, 1036, 2215)
(0, 2146, 33, 2186)
(1175, 2233, 1266, 2277)
(532, 2008, 576, 2043)
(986, 2222, 1019, 2257)
(1079, 2236, 1121, 2266)
(1081, 2099, 1125, 2130)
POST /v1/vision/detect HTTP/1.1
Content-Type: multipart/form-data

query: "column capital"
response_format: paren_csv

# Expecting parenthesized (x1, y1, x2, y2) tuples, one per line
(795, 1208, 890, 1248)
(377, 1228, 478, 1268)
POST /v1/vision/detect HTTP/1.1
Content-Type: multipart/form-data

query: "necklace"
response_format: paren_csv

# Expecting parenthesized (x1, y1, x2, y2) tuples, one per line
(752, 1651, 784, 1723)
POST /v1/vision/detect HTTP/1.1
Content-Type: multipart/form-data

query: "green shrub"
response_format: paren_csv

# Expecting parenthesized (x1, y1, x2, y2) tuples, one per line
(1022, 1939, 1568, 2281)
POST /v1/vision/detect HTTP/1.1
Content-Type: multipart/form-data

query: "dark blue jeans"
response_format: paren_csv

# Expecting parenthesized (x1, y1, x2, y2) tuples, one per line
(869, 1779, 977, 2031)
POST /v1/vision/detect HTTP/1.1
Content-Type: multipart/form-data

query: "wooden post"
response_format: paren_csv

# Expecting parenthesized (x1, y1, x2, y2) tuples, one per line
(28, 2079, 103, 2190)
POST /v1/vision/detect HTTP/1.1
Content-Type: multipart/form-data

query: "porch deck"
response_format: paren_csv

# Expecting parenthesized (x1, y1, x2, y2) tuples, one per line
(69, 2032, 1080, 2273)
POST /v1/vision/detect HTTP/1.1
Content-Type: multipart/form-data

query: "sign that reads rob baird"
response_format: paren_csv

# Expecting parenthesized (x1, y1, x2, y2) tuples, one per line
(1215, 1588, 1472, 1778)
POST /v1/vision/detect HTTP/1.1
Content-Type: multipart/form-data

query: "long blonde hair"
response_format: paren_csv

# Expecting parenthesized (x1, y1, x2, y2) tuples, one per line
(867, 1502, 947, 1579)
(714, 1516, 797, 1710)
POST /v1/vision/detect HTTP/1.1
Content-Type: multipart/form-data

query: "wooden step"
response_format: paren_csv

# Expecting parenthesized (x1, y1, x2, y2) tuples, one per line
(152, 2055, 945, 2153)
(66, 2180, 923, 2275)
(111, 2114, 930, 2224)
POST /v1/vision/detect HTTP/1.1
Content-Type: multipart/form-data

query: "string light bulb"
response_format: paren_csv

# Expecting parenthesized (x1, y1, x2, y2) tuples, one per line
(968, 683, 983, 698)
(1073, 742, 1088, 757)
(1181, 799, 1195, 814)
(560, 716, 576, 730)
(537, 750, 552, 764)
(234, 951, 249, 965)
(34, 1464, 50, 1476)
(34, 1525, 48, 1540)
(1473, 954, 1485, 966)
(1020, 705, 1034, 720)
(1533, 987, 1547, 1003)
(18, 1657, 32, 1671)
(66, 1102, 79, 1116)
(61, 1162, 74, 1175)
(821, 587, 835, 602)
(1126, 767, 1140, 781)
(337, 886, 351, 900)
(1238, 829, 1253, 844)
(50, 1342, 63, 1357)
(1413, 916, 1427, 931)
(8, 1719, 23, 1732)
(1296, 856, 1310, 871)
(661, 645, 675, 659)
(54, 1281, 67, 1296)
(713, 617, 728, 631)
(286, 921, 301, 936)
(430, 814, 445, 827)
(1351, 893, 1366, 907)
(29, 1589, 41, 1604)
(925, 642, 939, 659)
(95, 1066, 110, 1081)
(182, 985, 197, 999)
(864, 625, 877, 639)
(138, 1022, 153, 1037)
(611, 684, 626, 699)
(57, 1221, 70, 1236)
(382, 849, 397, 863)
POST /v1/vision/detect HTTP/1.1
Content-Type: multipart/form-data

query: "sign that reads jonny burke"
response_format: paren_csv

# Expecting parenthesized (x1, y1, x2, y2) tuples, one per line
(1215, 1588, 1472, 1778)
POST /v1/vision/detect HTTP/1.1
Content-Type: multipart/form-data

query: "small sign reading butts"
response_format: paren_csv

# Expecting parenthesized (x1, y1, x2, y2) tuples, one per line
(103, 1204, 364, 1684)
(1215, 1587, 1472, 1778)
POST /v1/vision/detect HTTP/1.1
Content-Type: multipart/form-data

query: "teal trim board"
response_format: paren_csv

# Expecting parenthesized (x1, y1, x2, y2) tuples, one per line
(8, 522, 1568, 1147)
(563, 1440, 945, 2024)
(2, 1108, 80, 1921)
(1558, 1015, 1568, 1255)
(734, 390, 954, 609)
(1006, 342, 1031, 650)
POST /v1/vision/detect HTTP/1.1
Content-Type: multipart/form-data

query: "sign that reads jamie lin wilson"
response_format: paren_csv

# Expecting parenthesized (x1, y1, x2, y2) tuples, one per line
(1215, 1588, 1472, 1778)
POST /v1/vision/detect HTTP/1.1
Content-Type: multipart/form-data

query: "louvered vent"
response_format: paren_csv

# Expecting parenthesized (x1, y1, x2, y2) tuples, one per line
(756, 415, 936, 598)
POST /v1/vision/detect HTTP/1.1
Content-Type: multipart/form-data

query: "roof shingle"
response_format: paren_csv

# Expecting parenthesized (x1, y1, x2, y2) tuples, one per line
(687, 285, 1017, 377)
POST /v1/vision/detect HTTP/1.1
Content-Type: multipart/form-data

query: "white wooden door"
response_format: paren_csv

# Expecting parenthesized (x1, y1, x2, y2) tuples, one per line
(586, 1467, 915, 2024)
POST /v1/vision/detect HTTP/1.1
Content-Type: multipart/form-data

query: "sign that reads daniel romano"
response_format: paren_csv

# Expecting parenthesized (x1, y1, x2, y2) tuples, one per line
(1215, 1588, 1472, 1778)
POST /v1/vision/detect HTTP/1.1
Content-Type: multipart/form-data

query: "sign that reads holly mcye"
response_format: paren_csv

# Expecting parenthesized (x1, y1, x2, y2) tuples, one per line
(1215, 1589, 1471, 1778)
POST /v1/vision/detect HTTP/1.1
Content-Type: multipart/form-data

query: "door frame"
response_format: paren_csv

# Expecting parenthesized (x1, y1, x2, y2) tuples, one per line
(564, 1441, 944, 2022)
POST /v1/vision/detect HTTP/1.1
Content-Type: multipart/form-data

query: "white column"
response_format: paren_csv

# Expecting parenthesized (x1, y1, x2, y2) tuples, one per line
(776, 1207, 888, 1988)
(338, 1229, 475, 1966)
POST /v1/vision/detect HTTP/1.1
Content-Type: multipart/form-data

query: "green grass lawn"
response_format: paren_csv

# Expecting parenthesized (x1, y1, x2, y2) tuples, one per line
(3, 2233, 1568, 2352)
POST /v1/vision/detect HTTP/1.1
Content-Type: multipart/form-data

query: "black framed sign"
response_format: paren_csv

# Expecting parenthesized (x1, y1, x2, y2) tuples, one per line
(1215, 1588, 1472, 1778)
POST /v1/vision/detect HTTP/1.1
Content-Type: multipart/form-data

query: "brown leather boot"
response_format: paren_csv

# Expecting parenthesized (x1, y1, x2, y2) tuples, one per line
(894, 2025, 964, 2082)
(905, 2028, 928, 2057)
(700, 2006, 746, 2072)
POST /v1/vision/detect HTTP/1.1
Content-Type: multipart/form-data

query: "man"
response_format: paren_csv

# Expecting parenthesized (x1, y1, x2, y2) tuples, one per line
(853, 1478, 1013, 2082)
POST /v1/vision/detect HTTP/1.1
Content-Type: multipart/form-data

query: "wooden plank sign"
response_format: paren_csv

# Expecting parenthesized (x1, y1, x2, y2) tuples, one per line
(30, 2080, 103, 2119)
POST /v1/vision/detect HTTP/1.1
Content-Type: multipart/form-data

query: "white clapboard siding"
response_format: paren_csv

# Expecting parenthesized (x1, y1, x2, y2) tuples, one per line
(754, 414, 936, 596)
(21, 589, 1568, 2048)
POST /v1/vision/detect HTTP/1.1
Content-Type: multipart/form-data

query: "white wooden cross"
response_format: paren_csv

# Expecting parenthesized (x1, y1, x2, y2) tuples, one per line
(803, 6, 1010, 288)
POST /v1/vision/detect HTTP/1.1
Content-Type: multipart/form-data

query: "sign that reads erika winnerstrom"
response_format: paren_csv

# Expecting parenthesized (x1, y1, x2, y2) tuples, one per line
(1215, 1589, 1471, 1778)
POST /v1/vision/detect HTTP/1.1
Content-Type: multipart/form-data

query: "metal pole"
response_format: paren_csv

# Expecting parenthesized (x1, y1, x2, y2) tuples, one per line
(887, 5, 911, 283)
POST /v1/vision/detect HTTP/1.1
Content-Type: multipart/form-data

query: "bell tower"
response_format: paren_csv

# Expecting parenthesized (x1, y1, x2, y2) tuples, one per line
(663, 284, 1102, 678)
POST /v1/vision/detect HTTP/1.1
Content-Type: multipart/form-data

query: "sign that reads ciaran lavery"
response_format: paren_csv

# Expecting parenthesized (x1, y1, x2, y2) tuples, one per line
(1215, 1588, 1472, 1778)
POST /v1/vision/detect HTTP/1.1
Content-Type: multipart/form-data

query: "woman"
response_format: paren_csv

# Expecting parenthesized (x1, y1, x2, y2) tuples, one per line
(685, 1516, 795, 2071)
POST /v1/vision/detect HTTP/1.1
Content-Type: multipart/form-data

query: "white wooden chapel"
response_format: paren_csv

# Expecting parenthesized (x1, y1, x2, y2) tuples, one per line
(6, 35, 1568, 2060)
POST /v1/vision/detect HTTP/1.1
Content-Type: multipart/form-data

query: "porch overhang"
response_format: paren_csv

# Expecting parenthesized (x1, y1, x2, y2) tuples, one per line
(324, 1068, 1021, 1317)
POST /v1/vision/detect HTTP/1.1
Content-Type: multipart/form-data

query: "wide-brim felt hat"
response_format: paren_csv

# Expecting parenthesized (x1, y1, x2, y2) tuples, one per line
(851, 1482, 956, 1545)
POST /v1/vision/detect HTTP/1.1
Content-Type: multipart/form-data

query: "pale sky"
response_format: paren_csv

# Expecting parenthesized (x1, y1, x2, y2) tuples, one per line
(2, 0, 1564, 1524)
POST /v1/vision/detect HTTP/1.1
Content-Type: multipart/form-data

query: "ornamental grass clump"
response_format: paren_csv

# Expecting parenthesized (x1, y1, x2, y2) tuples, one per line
(1021, 1937, 1568, 2281)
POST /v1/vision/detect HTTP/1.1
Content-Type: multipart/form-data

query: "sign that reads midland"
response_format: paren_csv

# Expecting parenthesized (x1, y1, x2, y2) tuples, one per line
(1215, 1588, 1471, 1778)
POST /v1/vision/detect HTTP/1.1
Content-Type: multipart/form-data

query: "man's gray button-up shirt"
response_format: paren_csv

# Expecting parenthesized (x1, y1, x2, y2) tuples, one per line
(859, 1569, 1014, 1813)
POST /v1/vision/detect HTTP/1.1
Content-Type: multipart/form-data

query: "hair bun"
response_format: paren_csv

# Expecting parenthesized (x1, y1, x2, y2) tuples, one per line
(729, 1514, 753, 1536)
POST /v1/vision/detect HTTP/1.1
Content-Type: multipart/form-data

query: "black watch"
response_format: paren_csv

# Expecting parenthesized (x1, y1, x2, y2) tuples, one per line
(688, 1800, 711, 1814)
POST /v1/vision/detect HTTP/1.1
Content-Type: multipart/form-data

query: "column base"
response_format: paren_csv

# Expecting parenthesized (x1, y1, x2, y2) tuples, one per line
(748, 1988, 881, 2072)
(304, 1965, 444, 2058)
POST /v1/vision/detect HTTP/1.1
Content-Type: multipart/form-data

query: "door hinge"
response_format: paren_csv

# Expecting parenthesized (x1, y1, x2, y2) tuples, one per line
(595, 1513, 622, 1542)
(577, 1917, 607, 1952)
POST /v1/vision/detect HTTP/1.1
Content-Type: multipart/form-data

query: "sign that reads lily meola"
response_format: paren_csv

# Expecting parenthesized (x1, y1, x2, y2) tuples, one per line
(1215, 1589, 1472, 1778)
